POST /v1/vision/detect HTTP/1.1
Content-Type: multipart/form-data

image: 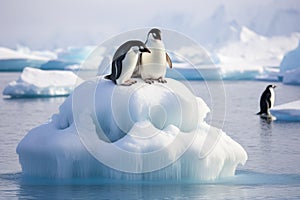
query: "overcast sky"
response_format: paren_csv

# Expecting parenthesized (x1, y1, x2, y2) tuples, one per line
(1, 0, 299, 50)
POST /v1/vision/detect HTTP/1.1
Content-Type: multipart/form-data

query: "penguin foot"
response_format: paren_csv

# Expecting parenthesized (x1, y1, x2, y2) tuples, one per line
(121, 79, 137, 86)
(144, 79, 154, 84)
(157, 77, 167, 83)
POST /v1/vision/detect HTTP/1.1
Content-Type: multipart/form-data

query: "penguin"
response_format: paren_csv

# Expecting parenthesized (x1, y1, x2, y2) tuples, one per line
(257, 84, 276, 116)
(105, 40, 151, 86)
(133, 28, 172, 84)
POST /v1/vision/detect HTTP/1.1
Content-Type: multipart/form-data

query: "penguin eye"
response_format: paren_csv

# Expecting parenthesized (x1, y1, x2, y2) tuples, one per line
(140, 46, 144, 50)
(153, 33, 156, 37)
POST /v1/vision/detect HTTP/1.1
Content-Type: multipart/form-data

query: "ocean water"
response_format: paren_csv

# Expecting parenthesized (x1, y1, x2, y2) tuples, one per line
(1, 72, 300, 199)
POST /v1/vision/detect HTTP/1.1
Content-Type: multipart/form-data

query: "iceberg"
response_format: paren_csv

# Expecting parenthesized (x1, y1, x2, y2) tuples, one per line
(280, 41, 300, 74)
(0, 47, 51, 71)
(40, 60, 80, 71)
(41, 46, 98, 71)
(279, 41, 300, 85)
(215, 27, 299, 80)
(271, 100, 300, 122)
(283, 68, 300, 85)
(3, 67, 83, 97)
(17, 78, 247, 180)
(165, 27, 299, 81)
(56, 46, 95, 63)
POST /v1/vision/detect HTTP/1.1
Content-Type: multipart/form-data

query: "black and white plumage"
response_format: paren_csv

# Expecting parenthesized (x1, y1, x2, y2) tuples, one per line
(105, 40, 150, 86)
(133, 28, 172, 84)
(257, 84, 276, 115)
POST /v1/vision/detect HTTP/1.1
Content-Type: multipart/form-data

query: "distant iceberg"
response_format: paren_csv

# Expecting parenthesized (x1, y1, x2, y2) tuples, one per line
(167, 27, 299, 81)
(40, 46, 96, 71)
(17, 78, 247, 180)
(40, 60, 80, 71)
(3, 67, 82, 97)
(215, 27, 299, 81)
(0, 46, 97, 71)
(279, 41, 300, 85)
(283, 68, 300, 85)
(271, 100, 300, 122)
(0, 47, 52, 71)
(280, 41, 300, 74)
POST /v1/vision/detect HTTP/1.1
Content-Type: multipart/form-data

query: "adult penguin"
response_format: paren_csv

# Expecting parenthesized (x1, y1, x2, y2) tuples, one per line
(105, 40, 151, 86)
(257, 84, 276, 116)
(133, 28, 172, 84)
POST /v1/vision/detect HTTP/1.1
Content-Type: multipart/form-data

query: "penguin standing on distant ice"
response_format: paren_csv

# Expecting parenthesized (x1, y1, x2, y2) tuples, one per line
(133, 28, 172, 84)
(257, 84, 276, 116)
(105, 40, 151, 86)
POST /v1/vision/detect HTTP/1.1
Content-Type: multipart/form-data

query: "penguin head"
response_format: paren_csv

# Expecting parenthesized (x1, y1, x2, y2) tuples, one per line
(147, 28, 162, 41)
(267, 84, 276, 89)
(128, 41, 151, 54)
(138, 44, 151, 53)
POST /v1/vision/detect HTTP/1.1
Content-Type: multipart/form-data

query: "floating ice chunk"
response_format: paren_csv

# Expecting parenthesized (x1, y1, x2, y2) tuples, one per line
(271, 100, 300, 121)
(17, 78, 247, 180)
(3, 67, 82, 97)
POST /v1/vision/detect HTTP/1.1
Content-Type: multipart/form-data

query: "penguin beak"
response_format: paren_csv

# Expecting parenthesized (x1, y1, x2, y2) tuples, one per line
(273, 85, 277, 88)
(145, 48, 151, 53)
(140, 48, 151, 53)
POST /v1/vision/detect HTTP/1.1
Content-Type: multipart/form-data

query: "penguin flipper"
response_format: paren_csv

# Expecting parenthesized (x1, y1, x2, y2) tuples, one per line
(115, 54, 125, 80)
(267, 97, 272, 109)
(166, 53, 172, 68)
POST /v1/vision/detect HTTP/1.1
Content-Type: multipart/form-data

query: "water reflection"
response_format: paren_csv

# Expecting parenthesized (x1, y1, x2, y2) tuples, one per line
(259, 117, 273, 136)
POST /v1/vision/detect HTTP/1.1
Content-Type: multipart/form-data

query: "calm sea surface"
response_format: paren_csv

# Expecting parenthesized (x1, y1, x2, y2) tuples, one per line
(1, 72, 300, 199)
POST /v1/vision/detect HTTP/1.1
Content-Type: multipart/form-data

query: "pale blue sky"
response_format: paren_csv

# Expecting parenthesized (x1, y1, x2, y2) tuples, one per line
(0, 0, 299, 49)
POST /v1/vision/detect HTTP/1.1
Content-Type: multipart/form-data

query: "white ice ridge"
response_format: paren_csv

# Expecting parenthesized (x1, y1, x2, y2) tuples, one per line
(271, 100, 300, 122)
(3, 67, 83, 97)
(17, 78, 247, 180)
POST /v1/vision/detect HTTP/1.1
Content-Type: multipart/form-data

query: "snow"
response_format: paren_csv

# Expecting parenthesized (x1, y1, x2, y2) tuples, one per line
(3, 67, 83, 97)
(271, 100, 300, 122)
(17, 78, 247, 180)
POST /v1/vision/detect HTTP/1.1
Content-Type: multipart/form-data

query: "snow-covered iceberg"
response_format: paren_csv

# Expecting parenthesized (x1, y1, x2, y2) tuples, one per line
(279, 41, 300, 85)
(17, 78, 247, 180)
(41, 46, 97, 70)
(3, 67, 82, 97)
(215, 27, 299, 80)
(165, 27, 299, 81)
(0, 47, 52, 71)
(271, 100, 300, 121)
(280, 41, 300, 74)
